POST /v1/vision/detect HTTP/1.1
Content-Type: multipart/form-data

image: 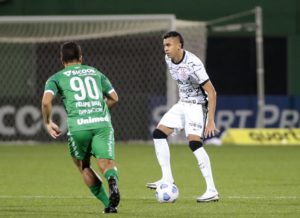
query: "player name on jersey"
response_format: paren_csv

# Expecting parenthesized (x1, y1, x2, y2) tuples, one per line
(76, 100, 102, 108)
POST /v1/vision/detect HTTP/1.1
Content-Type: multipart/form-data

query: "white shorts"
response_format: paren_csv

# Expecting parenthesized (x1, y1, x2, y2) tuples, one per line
(158, 102, 208, 137)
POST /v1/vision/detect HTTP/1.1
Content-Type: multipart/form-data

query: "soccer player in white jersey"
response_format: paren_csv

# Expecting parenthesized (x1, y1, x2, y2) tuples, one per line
(146, 31, 219, 202)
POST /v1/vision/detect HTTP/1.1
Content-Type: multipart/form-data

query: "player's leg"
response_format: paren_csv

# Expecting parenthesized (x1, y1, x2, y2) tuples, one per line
(185, 104, 219, 202)
(72, 157, 110, 208)
(98, 159, 120, 208)
(147, 103, 184, 189)
(187, 135, 219, 202)
(91, 127, 120, 209)
(147, 125, 174, 189)
(68, 131, 110, 210)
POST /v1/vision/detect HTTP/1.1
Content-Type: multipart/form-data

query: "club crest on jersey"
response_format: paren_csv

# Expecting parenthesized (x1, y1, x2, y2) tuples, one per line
(178, 67, 189, 81)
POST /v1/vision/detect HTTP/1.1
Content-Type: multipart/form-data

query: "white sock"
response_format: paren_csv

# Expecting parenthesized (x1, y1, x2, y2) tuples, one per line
(193, 147, 217, 192)
(153, 139, 174, 183)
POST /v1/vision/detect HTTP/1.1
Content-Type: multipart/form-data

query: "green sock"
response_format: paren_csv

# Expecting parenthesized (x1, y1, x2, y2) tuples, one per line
(89, 183, 109, 208)
(104, 168, 119, 182)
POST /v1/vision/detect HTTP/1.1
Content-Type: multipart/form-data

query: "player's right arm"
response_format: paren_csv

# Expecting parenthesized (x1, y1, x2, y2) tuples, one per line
(42, 92, 62, 139)
(42, 76, 62, 139)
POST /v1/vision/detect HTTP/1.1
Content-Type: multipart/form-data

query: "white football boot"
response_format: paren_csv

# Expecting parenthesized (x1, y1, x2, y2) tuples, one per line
(196, 189, 219, 202)
(146, 179, 174, 190)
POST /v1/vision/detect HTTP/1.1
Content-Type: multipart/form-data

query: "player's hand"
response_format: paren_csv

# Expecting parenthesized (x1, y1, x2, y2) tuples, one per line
(204, 121, 219, 138)
(46, 122, 62, 139)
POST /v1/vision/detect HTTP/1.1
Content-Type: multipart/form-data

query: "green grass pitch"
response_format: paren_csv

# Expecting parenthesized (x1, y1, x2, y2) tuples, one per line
(0, 143, 300, 218)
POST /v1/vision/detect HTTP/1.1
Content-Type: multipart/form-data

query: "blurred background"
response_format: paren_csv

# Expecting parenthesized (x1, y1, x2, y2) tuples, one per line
(0, 0, 299, 143)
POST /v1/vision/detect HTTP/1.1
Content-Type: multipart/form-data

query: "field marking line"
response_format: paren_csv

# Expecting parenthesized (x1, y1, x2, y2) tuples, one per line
(227, 196, 299, 199)
(0, 195, 299, 200)
(0, 195, 94, 199)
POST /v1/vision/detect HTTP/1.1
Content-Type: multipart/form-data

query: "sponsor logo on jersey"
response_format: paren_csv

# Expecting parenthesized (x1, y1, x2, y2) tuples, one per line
(77, 116, 109, 125)
(64, 69, 96, 77)
(179, 87, 194, 93)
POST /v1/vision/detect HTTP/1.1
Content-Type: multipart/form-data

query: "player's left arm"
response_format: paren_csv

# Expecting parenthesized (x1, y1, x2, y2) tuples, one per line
(105, 90, 119, 109)
(202, 80, 219, 138)
(41, 92, 61, 139)
(100, 73, 119, 109)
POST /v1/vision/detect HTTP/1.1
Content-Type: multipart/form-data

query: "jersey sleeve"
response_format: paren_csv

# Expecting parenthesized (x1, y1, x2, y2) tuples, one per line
(101, 74, 114, 95)
(44, 75, 59, 96)
(188, 57, 209, 85)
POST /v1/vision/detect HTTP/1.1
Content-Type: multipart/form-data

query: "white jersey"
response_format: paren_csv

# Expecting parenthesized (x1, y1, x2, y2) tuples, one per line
(165, 50, 209, 105)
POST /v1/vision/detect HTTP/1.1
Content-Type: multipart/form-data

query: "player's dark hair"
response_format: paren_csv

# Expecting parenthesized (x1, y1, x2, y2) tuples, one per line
(163, 31, 184, 48)
(60, 41, 82, 63)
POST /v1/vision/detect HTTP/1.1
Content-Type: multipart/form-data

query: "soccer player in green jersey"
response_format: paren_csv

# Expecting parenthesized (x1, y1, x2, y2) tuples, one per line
(41, 42, 120, 213)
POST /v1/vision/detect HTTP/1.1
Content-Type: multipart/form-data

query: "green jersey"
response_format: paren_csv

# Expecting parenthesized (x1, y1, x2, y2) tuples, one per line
(44, 64, 114, 132)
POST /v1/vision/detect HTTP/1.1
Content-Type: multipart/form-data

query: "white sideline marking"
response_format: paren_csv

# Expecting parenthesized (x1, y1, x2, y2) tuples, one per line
(228, 196, 299, 199)
(0, 195, 299, 200)
(0, 195, 94, 199)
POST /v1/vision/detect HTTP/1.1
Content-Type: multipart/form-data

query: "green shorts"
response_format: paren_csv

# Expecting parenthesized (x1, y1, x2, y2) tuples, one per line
(67, 127, 115, 160)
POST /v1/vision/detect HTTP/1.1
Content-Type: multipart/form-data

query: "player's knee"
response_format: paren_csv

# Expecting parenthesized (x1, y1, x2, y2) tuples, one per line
(98, 159, 114, 174)
(153, 128, 167, 139)
(189, 140, 203, 152)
